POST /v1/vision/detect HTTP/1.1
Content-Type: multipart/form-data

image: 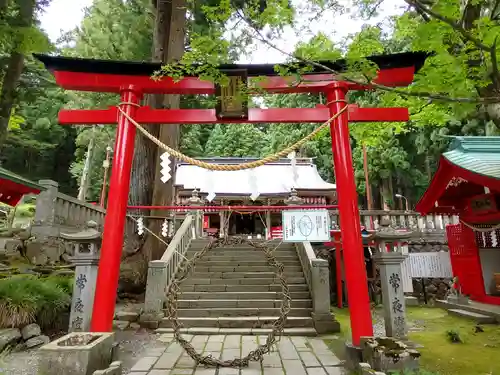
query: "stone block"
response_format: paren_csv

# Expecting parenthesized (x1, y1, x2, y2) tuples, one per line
(405, 296, 419, 306)
(115, 311, 140, 322)
(0, 328, 22, 352)
(25, 335, 50, 349)
(447, 295, 470, 305)
(361, 336, 420, 373)
(21, 323, 41, 340)
(112, 320, 130, 331)
(5, 239, 22, 253)
(38, 332, 115, 375)
(311, 313, 340, 334)
(343, 342, 363, 372)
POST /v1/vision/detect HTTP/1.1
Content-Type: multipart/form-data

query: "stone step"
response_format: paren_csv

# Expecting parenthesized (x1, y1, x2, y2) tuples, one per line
(180, 291, 310, 300)
(196, 256, 300, 262)
(190, 244, 295, 249)
(192, 260, 302, 266)
(447, 309, 497, 324)
(160, 316, 313, 329)
(177, 299, 312, 309)
(182, 277, 306, 285)
(192, 265, 304, 272)
(180, 283, 310, 293)
(155, 327, 317, 336)
(189, 272, 304, 279)
(189, 249, 297, 255)
(175, 307, 312, 317)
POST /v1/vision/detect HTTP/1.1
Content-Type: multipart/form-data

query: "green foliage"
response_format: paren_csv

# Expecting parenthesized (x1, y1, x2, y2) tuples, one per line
(205, 123, 266, 157)
(446, 329, 463, 343)
(12, 203, 35, 218)
(0, 275, 71, 330)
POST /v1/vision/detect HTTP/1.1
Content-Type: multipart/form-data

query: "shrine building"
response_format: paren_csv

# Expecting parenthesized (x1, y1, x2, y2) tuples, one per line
(174, 157, 337, 238)
(416, 136, 500, 305)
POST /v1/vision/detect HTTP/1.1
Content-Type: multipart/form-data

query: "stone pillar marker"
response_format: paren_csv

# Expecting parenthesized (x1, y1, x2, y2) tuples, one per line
(373, 219, 413, 339)
(60, 221, 102, 332)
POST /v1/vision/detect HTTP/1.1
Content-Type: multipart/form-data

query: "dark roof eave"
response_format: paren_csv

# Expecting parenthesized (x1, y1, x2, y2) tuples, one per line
(34, 51, 432, 77)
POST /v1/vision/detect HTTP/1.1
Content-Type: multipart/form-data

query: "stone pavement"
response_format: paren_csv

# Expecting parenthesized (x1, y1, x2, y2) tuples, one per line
(127, 334, 345, 375)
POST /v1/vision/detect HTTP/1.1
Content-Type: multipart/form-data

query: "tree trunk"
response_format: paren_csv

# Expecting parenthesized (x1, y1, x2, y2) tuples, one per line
(142, 0, 186, 261)
(0, 0, 34, 150)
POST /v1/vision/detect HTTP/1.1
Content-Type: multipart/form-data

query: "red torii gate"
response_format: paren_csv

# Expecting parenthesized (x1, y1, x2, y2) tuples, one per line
(36, 52, 428, 345)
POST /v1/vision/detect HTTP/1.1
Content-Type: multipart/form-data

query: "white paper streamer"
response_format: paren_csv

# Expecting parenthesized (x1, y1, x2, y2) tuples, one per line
(248, 168, 259, 201)
(206, 170, 216, 202)
(160, 152, 171, 183)
(137, 217, 144, 235)
(288, 151, 298, 186)
(161, 219, 168, 237)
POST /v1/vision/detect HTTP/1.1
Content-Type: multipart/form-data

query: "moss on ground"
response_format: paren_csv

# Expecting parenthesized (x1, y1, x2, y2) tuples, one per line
(326, 306, 500, 375)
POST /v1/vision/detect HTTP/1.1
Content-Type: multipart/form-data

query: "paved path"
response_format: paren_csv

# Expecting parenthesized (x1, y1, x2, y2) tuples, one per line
(127, 334, 345, 375)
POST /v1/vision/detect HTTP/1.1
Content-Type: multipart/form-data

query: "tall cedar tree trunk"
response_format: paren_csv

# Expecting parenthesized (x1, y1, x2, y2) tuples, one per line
(140, 0, 186, 261)
(0, 0, 34, 150)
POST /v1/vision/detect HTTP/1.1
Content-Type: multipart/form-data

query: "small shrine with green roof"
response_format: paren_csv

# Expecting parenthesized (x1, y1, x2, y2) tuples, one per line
(416, 136, 500, 306)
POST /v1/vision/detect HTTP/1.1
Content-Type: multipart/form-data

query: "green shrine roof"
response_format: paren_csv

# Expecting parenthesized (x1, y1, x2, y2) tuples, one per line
(0, 167, 44, 191)
(443, 136, 500, 180)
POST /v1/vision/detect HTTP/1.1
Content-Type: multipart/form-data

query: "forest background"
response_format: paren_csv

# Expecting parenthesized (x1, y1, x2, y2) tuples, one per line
(1, 0, 499, 221)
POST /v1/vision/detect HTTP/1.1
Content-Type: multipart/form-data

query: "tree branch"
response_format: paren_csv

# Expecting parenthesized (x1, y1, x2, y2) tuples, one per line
(235, 12, 500, 104)
(404, 0, 490, 51)
(491, 36, 500, 89)
(491, 0, 500, 20)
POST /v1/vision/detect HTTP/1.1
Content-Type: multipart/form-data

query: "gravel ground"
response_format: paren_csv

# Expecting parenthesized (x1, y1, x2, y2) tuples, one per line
(1, 329, 163, 375)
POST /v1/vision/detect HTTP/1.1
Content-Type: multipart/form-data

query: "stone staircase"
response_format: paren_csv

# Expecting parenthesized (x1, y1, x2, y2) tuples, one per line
(157, 239, 318, 336)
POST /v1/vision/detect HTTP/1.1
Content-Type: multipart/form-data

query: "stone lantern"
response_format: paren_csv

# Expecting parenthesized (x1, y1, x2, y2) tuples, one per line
(372, 218, 413, 339)
(284, 188, 304, 206)
(60, 220, 102, 332)
(187, 189, 203, 238)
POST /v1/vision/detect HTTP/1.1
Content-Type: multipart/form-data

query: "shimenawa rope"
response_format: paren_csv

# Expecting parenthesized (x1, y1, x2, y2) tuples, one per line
(117, 101, 348, 171)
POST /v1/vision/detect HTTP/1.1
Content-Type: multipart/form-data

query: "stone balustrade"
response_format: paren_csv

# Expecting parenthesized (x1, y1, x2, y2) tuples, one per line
(141, 214, 196, 326)
(295, 241, 340, 333)
(31, 179, 135, 239)
(330, 210, 458, 234)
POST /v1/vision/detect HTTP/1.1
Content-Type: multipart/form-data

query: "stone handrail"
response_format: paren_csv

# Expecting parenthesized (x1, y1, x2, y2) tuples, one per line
(31, 180, 106, 239)
(295, 241, 334, 333)
(30, 179, 136, 240)
(142, 214, 195, 322)
(330, 210, 459, 233)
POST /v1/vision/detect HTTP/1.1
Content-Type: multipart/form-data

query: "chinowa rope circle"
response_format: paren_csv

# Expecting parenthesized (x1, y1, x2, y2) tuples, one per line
(165, 236, 291, 368)
(117, 101, 348, 171)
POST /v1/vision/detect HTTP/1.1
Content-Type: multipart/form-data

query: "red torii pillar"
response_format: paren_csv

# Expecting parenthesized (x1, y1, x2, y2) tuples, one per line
(35, 52, 428, 345)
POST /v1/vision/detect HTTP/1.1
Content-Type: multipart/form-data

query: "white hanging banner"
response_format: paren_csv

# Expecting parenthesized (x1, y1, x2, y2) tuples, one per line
(282, 209, 330, 242)
(288, 151, 298, 186)
(206, 170, 216, 202)
(248, 168, 259, 201)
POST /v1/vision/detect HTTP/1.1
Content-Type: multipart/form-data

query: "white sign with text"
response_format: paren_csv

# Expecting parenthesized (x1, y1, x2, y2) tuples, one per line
(282, 210, 330, 242)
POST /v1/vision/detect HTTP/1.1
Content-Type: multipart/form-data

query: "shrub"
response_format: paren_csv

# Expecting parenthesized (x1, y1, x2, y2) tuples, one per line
(14, 204, 36, 218)
(0, 275, 71, 330)
(446, 329, 462, 343)
(45, 275, 74, 295)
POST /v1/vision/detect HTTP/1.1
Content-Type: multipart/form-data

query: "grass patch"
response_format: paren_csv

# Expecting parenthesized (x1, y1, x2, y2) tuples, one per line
(328, 306, 500, 375)
(0, 275, 72, 330)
